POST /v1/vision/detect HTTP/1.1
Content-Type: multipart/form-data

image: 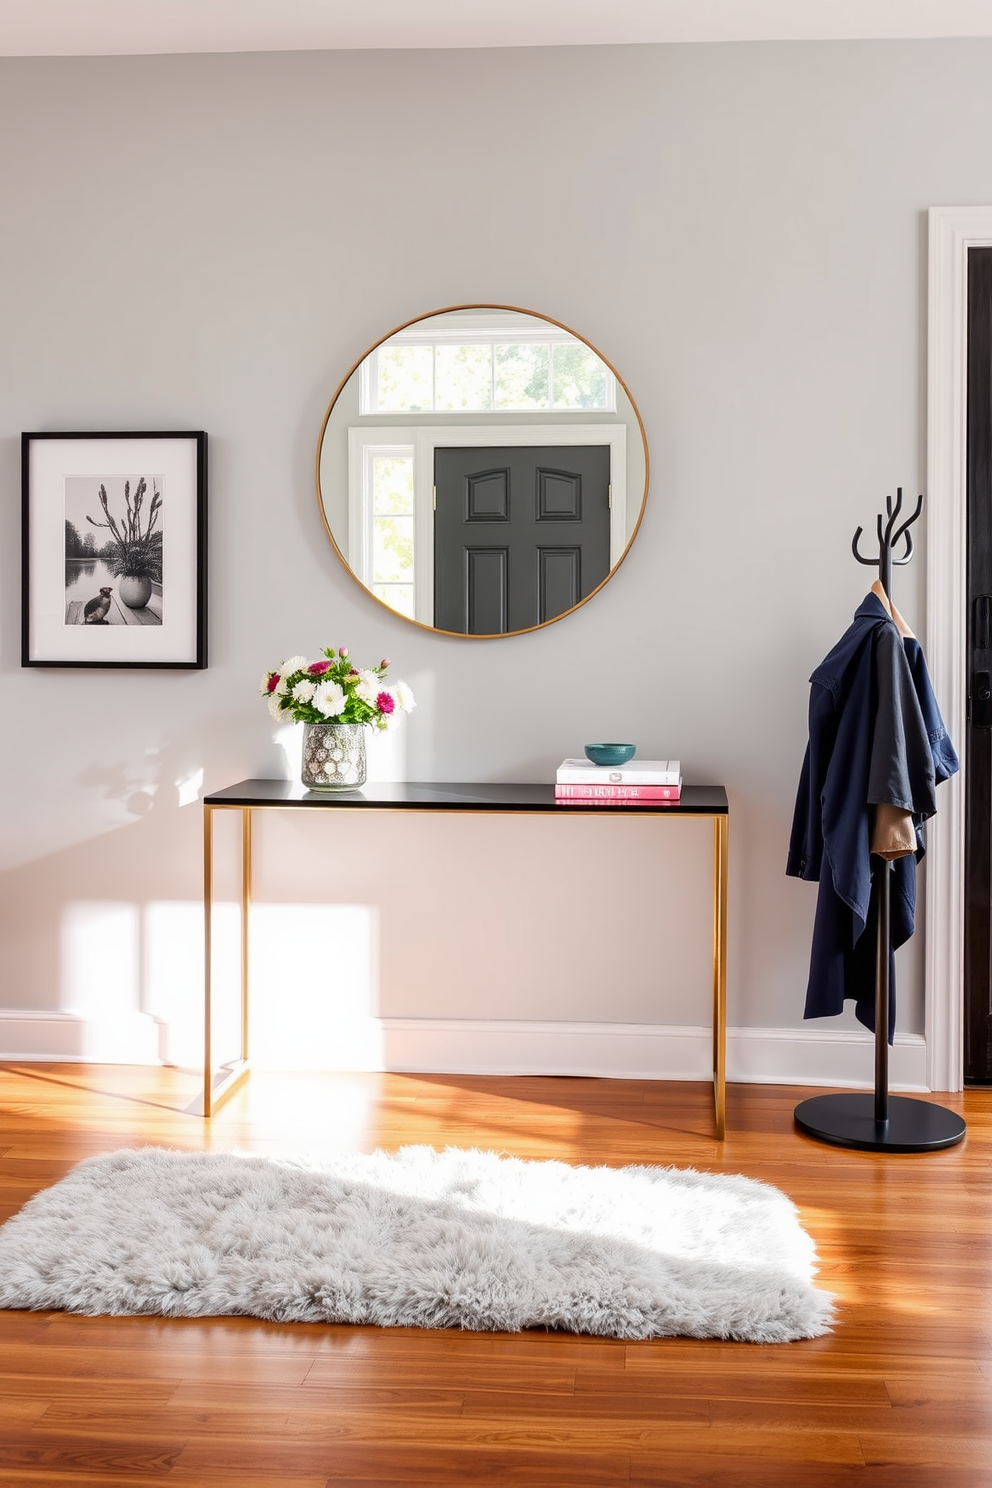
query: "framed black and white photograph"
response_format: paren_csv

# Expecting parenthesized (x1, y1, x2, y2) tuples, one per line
(22, 431, 207, 668)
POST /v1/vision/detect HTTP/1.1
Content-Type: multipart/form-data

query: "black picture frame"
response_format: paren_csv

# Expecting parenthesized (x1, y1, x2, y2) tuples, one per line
(22, 430, 207, 669)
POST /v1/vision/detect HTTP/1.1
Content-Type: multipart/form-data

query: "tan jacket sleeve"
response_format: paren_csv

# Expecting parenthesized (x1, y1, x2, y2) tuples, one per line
(867, 582, 921, 858)
(871, 802, 917, 859)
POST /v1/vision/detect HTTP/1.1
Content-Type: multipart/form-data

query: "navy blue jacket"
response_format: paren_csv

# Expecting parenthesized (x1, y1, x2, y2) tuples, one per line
(786, 593, 957, 1038)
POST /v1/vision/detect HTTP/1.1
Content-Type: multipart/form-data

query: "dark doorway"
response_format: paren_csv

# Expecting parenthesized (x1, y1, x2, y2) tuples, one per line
(433, 445, 611, 635)
(965, 245, 992, 1083)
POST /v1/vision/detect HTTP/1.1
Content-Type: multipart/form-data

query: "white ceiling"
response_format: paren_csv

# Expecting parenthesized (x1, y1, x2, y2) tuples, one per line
(3, 0, 992, 57)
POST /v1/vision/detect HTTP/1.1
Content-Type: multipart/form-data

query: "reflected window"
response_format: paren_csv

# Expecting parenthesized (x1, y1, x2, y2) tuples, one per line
(362, 325, 615, 415)
(364, 448, 415, 619)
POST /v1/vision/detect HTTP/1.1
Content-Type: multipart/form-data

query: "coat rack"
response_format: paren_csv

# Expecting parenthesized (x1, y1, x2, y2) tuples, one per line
(794, 489, 967, 1152)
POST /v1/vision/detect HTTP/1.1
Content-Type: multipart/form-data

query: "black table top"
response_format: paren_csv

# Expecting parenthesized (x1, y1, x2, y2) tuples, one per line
(204, 780, 728, 814)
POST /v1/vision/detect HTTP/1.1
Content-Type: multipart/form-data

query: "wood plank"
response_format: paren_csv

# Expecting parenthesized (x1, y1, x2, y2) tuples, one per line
(171, 1418, 866, 1466)
(181, 1442, 631, 1484)
(0, 1431, 184, 1477)
(859, 1432, 992, 1468)
(0, 1402, 49, 1429)
(630, 1459, 991, 1487)
(168, 1380, 464, 1411)
(0, 1474, 326, 1488)
(0, 1374, 180, 1407)
(581, 1364, 893, 1406)
(316, 1447, 630, 1485)
(36, 1396, 468, 1433)
(107, 589, 162, 626)
(0, 1341, 315, 1385)
(884, 1374, 992, 1408)
(303, 1356, 577, 1393)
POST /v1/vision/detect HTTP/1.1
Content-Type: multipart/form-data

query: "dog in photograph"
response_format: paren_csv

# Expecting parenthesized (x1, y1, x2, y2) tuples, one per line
(83, 587, 113, 624)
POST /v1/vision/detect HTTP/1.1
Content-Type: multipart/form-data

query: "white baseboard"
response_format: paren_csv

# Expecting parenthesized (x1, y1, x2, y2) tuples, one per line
(0, 1010, 929, 1091)
(0, 1010, 160, 1064)
(724, 1024, 927, 1091)
(381, 1019, 930, 1091)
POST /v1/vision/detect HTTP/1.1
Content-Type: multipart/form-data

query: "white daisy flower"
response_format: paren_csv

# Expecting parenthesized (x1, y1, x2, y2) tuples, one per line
(280, 654, 310, 679)
(268, 692, 287, 722)
(312, 679, 346, 718)
(291, 678, 316, 704)
(354, 669, 381, 706)
(394, 680, 416, 714)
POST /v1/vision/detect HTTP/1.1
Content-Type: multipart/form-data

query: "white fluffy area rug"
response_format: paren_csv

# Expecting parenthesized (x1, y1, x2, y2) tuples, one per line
(0, 1146, 834, 1343)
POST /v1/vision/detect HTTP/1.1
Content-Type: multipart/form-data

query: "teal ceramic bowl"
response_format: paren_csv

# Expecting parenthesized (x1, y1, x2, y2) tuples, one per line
(584, 743, 636, 766)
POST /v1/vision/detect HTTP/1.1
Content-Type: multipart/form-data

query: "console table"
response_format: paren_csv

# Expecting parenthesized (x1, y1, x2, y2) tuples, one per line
(201, 781, 730, 1134)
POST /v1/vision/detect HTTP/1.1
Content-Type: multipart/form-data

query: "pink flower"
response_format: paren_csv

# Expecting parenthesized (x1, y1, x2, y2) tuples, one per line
(380, 658, 391, 669)
(266, 673, 280, 694)
(339, 646, 349, 659)
(308, 660, 331, 675)
(349, 667, 359, 676)
(376, 690, 395, 714)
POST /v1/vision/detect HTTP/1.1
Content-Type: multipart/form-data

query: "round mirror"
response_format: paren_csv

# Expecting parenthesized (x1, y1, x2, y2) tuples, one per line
(316, 305, 648, 637)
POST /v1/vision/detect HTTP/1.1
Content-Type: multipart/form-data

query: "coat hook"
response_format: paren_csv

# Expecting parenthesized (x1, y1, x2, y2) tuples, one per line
(852, 490, 923, 568)
(889, 492, 924, 563)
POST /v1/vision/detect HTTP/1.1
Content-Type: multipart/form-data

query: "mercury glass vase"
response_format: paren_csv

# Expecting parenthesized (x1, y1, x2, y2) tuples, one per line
(301, 721, 367, 791)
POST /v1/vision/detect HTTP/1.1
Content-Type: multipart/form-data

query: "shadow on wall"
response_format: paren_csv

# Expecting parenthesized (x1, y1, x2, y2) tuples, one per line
(0, 705, 270, 876)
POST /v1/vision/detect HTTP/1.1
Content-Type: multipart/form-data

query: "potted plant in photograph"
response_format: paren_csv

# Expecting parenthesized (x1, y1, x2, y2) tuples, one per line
(87, 477, 163, 610)
(260, 646, 415, 790)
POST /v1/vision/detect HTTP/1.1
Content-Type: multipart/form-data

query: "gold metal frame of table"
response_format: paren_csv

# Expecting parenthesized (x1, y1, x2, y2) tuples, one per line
(201, 781, 729, 1135)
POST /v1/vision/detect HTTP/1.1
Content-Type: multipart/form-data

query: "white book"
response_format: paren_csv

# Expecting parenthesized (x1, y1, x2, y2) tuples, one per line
(556, 758, 681, 785)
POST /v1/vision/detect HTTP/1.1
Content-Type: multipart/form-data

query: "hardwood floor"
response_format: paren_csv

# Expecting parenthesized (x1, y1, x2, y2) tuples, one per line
(0, 1065, 990, 1486)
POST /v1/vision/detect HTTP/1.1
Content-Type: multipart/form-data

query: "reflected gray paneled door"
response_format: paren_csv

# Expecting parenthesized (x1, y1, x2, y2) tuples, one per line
(433, 445, 611, 634)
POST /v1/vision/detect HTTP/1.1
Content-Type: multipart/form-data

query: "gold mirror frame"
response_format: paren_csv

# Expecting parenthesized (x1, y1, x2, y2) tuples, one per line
(315, 303, 649, 639)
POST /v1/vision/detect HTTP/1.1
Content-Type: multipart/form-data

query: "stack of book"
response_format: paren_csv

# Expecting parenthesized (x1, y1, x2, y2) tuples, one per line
(554, 758, 682, 805)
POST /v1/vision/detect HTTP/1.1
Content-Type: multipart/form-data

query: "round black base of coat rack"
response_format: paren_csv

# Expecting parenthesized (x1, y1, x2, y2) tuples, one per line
(794, 1093, 966, 1152)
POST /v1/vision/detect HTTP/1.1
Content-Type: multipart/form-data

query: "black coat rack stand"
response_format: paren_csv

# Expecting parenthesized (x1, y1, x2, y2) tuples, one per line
(794, 490, 967, 1153)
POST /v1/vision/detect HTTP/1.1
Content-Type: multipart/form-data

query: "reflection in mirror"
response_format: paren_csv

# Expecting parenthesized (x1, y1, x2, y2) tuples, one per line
(317, 307, 648, 637)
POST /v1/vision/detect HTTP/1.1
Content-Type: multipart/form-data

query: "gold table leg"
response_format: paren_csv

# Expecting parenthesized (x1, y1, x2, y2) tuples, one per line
(199, 804, 251, 1118)
(712, 814, 729, 1139)
(202, 802, 213, 1117)
(241, 807, 251, 1066)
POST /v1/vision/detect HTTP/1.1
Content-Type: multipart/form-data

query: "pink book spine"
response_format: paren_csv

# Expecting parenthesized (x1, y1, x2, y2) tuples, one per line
(554, 783, 682, 801)
(554, 796, 681, 807)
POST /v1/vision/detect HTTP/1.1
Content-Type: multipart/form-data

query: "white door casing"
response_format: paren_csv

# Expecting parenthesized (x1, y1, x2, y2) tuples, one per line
(926, 206, 992, 1091)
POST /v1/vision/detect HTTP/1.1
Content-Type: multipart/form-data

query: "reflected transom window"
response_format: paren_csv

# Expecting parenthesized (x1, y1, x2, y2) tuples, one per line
(361, 319, 616, 416)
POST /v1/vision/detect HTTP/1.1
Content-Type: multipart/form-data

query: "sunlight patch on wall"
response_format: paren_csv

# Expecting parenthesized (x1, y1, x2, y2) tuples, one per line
(176, 768, 204, 807)
(366, 722, 407, 783)
(60, 898, 382, 1071)
(61, 902, 157, 1061)
(61, 902, 138, 1017)
(145, 899, 240, 1068)
(145, 899, 382, 1072)
(275, 723, 301, 780)
(249, 903, 382, 1071)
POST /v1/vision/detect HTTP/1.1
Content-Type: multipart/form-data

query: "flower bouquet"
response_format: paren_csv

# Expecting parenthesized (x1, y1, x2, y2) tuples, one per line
(261, 647, 415, 790)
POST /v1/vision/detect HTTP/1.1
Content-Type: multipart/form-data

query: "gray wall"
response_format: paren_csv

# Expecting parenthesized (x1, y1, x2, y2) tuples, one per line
(2, 40, 989, 1064)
